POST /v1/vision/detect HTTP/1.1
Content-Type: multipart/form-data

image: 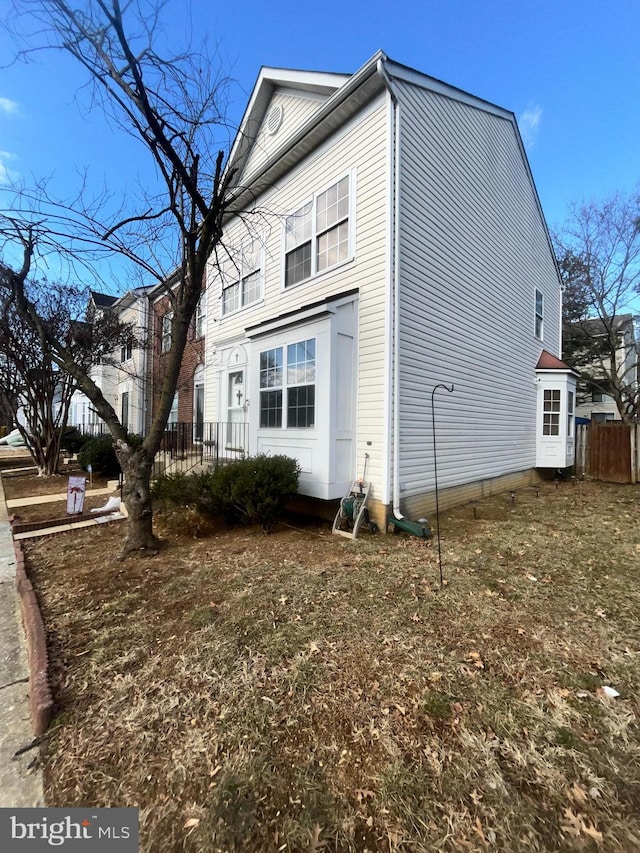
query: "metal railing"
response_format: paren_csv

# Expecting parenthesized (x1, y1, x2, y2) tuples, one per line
(76, 421, 249, 479)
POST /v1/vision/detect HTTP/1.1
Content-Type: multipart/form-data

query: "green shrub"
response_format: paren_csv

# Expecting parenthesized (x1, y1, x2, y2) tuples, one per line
(60, 425, 87, 454)
(211, 454, 300, 533)
(77, 434, 122, 477)
(77, 432, 142, 477)
(151, 455, 300, 533)
(151, 471, 205, 506)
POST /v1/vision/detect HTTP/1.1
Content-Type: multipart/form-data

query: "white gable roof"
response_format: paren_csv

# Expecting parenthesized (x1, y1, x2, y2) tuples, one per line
(229, 66, 350, 183)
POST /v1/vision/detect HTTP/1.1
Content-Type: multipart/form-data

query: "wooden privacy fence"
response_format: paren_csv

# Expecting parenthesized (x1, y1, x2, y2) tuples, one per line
(575, 422, 639, 483)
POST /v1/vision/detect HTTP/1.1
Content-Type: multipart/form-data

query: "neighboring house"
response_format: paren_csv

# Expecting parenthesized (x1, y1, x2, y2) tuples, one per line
(66, 288, 151, 435)
(202, 50, 576, 529)
(564, 314, 638, 422)
(149, 282, 206, 443)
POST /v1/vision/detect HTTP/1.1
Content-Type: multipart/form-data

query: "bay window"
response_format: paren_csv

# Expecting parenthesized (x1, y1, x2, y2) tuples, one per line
(259, 338, 316, 429)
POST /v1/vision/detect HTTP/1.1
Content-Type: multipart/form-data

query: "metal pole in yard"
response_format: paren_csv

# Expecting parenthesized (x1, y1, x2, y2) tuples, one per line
(431, 383, 454, 588)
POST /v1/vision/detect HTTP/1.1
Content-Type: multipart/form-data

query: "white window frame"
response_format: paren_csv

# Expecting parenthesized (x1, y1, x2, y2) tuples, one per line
(542, 388, 560, 436)
(120, 339, 133, 363)
(195, 293, 206, 337)
(567, 390, 574, 438)
(221, 237, 264, 317)
(535, 289, 544, 340)
(259, 337, 316, 430)
(283, 171, 355, 289)
(161, 312, 173, 353)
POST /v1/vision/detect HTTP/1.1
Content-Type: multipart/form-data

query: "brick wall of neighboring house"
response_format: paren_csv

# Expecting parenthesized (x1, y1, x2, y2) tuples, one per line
(151, 291, 205, 426)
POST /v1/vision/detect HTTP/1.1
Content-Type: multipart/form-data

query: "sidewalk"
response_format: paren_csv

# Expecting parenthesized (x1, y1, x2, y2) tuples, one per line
(0, 474, 45, 806)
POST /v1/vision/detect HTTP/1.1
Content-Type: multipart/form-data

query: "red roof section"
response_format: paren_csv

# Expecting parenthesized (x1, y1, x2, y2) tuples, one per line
(536, 350, 572, 370)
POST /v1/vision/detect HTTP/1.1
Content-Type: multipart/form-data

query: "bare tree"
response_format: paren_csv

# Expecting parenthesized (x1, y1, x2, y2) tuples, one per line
(554, 187, 640, 422)
(0, 271, 133, 474)
(1, 1, 237, 553)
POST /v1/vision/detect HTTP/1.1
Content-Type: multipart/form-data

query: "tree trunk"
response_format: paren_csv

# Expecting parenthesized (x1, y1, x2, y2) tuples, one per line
(118, 450, 159, 556)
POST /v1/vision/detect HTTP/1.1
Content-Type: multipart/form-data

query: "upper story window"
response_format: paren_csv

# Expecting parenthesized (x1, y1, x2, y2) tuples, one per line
(222, 238, 262, 316)
(535, 289, 544, 340)
(195, 293, 206, 337)
(259, 338, 316, 429)
(285, 174, 352, 288)
(120, 338, 133, 362)
(161, 312, 173, 353)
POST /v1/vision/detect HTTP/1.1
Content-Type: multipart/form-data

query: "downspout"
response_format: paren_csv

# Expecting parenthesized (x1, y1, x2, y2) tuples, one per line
(377, 58, 404, 519)
(139, 294, 148, 436)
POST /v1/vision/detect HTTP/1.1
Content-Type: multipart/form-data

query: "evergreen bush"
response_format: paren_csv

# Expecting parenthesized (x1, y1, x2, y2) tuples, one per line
(151, 454, 300, 532)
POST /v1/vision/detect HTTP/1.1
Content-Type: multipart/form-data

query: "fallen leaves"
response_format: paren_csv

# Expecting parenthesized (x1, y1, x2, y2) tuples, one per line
(561, 808, 603, 844)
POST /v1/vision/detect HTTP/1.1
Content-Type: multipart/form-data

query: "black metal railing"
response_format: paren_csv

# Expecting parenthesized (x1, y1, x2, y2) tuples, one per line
(76, 421, 249, 479)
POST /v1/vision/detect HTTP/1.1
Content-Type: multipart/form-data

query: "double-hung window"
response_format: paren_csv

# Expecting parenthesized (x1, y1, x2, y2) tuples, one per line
(567, 390, 574, 437)
(543, 389, 560, 435)
(285, 175, 351, 287)
(222, 238, 262, 316)
(259, 338, 316, 429)
(161, 312, 173, 353)
(120, 338, 133, 362)
(195, 293, 206, 337)
(535, 289, 544, 340)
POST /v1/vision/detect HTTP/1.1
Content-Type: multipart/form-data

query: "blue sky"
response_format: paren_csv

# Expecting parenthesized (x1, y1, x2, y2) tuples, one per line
(0, 0, 638, 288)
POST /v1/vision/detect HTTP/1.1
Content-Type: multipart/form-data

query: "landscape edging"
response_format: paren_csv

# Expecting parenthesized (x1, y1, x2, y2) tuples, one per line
(13, 540, 54, 737)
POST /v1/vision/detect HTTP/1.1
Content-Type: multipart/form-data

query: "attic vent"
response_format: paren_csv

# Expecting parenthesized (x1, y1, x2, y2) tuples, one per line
(266, 104, 284, 136)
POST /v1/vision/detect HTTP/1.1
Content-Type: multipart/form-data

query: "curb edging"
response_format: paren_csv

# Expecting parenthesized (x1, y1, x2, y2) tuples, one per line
(13, 540, 54, 737)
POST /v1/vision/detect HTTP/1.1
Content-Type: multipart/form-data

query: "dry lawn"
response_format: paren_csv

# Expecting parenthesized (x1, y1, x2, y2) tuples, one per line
(17, 477, 640, 852)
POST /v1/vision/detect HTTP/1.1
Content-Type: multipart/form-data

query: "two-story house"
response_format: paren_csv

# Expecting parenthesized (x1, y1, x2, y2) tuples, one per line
(203, 51, 576, 528)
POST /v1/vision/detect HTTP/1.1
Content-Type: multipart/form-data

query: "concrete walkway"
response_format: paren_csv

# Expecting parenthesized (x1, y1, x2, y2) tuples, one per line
(0, 475, 45, 806)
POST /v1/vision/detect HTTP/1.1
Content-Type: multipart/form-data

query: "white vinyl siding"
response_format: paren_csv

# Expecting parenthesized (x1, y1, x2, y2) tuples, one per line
(206, 96, 388, 496)
(394, 80, 562, 504)
(242, 91, 328, 182)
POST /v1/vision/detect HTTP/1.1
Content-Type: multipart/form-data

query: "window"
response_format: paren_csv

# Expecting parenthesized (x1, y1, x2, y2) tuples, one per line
(259, 348, 283, 428)
(285, 202, 312, 287)
(195, 294, 206, 337)
(259, 338, 316, 429)
(535, 289, 544, 339)
(543, 389, 560, 435)
(222, 239, 262, 316)
(287, 339, 316, 427)
(168, 392, 179, 425)
(121, 391, 129, 431)
(567, 391, 574, 437)
(120, 339, 133, 362)
(592, 390, 603, 403)
(285, 175, 351, 288)
(161, 312, 173, 353)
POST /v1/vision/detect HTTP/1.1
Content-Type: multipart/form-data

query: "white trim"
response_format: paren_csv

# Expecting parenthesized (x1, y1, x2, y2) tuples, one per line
(380, 72, 396, 508)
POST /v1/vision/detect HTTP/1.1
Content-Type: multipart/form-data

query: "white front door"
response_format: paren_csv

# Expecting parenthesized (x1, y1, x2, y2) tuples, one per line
(227, 370, 245, 452)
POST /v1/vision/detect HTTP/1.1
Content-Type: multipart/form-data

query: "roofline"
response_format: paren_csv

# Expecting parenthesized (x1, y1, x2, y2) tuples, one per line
(226, 51, 560, 281)
(227, 51, 386, 212)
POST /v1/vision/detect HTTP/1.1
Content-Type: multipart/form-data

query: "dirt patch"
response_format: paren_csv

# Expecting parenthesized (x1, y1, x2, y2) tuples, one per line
(18, 477, 640, 851)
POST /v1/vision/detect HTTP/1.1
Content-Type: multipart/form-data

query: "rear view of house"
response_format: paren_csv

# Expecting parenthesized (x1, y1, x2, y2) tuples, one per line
(203, 51, 575, 528)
